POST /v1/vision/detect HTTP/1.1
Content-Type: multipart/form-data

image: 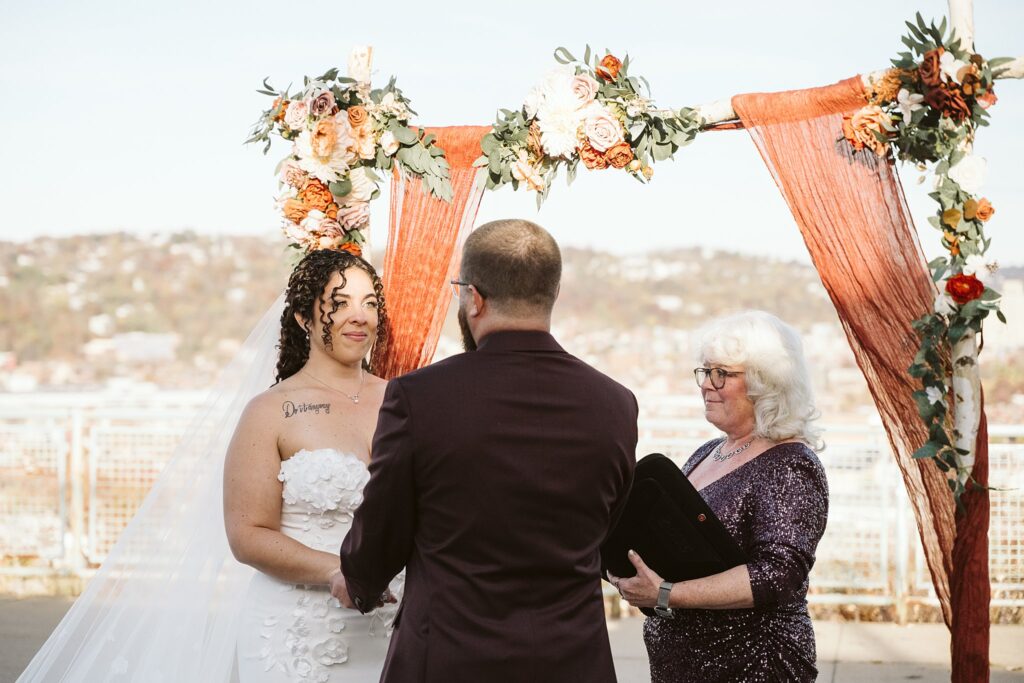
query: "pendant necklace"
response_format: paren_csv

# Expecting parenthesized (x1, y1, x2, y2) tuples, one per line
(302, 367, 364, 404)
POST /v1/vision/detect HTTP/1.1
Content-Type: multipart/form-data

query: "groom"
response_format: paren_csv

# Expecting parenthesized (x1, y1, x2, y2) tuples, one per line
(334, 219, 637, 682)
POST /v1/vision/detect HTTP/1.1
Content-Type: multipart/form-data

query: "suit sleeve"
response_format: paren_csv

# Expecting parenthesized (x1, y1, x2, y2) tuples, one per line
(605, 390, 638, 541)
(339, 379, 417, 613)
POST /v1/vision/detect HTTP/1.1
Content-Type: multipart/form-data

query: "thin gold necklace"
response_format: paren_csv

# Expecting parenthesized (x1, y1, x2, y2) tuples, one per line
(302, 367, 364, 404)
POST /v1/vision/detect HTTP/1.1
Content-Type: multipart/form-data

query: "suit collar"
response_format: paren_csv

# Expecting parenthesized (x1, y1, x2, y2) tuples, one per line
(476, 330, 564, 353)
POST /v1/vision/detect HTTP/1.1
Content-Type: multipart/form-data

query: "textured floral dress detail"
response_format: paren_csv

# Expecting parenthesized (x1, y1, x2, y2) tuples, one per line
(236, 449, 403, 682)
(643, 440, 829, 683)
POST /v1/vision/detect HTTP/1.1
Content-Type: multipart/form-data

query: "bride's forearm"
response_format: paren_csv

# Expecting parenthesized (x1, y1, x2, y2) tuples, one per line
(670, 564, 754, 610)
(230, 526, 340, 585)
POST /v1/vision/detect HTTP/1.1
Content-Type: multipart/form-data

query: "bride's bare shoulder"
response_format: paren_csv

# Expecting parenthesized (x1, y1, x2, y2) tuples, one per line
(240, 376, 306, 421)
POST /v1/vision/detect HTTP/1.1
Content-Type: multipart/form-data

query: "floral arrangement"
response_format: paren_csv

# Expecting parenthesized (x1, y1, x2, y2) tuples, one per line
(247, 50, 452, 255)
(477, 47, 702, 205)
(842, 15, 1011, 498)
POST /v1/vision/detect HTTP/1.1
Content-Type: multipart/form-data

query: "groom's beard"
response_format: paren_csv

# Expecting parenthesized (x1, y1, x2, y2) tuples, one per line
(457, 305, 477, 352)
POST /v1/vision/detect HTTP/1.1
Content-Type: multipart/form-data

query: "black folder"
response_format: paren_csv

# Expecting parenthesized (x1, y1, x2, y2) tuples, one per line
(601, 452, 747, 615)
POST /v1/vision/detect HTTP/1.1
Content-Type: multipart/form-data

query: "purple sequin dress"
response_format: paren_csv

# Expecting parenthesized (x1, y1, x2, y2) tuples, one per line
(643, 440, 829, 682)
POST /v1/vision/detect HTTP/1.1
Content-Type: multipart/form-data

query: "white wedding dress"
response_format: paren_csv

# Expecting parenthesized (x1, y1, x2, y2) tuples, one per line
(236, 448, 403, 682)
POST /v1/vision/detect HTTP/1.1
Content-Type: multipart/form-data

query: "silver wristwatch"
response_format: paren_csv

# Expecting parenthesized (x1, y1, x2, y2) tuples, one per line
(654, 580, 674, 618)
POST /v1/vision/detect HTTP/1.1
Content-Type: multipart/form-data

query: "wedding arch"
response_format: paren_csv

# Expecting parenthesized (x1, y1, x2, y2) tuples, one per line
(251, 2, 1021, 679)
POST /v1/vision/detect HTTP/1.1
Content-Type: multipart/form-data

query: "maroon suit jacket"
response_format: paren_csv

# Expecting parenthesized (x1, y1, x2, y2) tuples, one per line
(339, 330, 637, 683)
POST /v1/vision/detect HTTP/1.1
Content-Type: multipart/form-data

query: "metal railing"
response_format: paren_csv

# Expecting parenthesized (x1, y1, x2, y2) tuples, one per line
(1, 393, 1022, 613)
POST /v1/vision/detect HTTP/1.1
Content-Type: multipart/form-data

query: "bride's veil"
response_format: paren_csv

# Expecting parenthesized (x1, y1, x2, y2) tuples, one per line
(18, 295, 285, 682)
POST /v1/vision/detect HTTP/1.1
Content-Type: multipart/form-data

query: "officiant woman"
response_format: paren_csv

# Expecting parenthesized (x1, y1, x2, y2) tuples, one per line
(612, 310, 829, 683)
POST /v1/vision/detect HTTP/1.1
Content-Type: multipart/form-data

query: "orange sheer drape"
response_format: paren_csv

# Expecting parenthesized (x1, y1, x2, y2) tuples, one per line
(371, 126, 489, 379)
(732, 78, 957, 624)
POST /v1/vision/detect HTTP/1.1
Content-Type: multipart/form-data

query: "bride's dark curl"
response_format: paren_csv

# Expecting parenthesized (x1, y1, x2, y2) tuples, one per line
(275, 249, 389, 383)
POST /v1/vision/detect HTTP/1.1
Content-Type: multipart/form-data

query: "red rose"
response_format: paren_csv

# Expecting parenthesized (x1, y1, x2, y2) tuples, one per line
(597, 54, 622, 82)
(918, 48, 944, 88)
(945, 273, 985, 305)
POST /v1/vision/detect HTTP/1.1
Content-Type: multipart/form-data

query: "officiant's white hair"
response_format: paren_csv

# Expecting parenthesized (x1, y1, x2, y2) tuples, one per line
(696, 310, 824, 450)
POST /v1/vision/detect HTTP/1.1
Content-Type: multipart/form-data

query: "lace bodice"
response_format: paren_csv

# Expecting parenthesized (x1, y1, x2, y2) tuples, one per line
(277, 449, 370, 553)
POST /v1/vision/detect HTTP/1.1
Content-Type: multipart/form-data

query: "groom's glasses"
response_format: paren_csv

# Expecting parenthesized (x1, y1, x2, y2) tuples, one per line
(693, 367, 744, 390)
(450, 280, 486, 299)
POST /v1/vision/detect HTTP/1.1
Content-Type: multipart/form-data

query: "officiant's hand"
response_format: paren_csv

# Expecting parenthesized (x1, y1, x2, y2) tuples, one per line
(609, 549, 663, 609)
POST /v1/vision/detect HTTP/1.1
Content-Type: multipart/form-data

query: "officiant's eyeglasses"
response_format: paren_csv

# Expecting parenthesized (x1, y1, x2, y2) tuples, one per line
(693, 367, 744, 390)
(450, 280, 486, 298)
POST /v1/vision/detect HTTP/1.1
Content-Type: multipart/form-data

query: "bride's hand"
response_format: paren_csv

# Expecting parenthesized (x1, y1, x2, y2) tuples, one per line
(329, 569, 355, 609)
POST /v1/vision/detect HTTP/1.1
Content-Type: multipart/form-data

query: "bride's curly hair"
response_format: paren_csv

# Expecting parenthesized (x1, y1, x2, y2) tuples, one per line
(275, 249, 388, 383)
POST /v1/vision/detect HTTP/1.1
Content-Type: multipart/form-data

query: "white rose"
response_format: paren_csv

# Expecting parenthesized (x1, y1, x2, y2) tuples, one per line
(380, 130, 400, 156)
(962, 254, 998, 284)
(584, 106, 624, 152)
(284, 100, 310, 130)
(948, 155, 987, 194)
(347, 166, 377, 202)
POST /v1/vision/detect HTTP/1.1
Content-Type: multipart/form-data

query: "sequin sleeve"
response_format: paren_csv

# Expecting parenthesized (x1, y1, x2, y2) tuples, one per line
(746, 446, 829, 609)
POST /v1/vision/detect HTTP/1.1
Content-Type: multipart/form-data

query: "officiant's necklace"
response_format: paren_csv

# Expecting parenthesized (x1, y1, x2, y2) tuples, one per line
(302, 367, 364, 404)
(712, 437, 755, 462)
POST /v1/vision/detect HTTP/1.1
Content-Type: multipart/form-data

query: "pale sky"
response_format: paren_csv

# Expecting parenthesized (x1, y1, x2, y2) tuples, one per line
(1, 0, 1022, 265)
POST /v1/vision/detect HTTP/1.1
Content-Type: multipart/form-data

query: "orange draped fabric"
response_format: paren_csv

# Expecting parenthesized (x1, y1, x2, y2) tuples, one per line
(732, 78, 958, 624)
(371, 126, 489, 379)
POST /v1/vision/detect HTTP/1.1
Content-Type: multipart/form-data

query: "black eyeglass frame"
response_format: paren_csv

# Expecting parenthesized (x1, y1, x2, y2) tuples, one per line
(693, 367, 745, 390)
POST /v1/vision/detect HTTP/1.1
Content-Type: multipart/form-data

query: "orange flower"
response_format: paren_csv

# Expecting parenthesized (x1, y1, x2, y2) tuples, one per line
(945, 273, 984, 305)
(597, 54, 622, 82)
(283, 198, 310, 224)
(867, 68, 905, 105)
(338, 241, 362, 257)
(298, 179, 333, 212)
(964, 198, 994, 222)
(841, 105, 892, 155)
(310, 118, 338, 159)
(941, 208, 963, 228)
(272, 97, 289, 122)
(605, 141, 634, 169)
(943, 230, 960, 256)
(978, 89, 998, 110)
(324, 203, 339, 220)
(347, 105, 369, 128)
(579, 141, 608, 170)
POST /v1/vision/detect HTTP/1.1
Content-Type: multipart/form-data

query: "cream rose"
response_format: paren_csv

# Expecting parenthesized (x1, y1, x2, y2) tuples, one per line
(284, 100, 310, 130)
(347, 166, 377, 202)
(279, 159, 308, 188)
(511, 152, 545, 192)
(584, 106, 625, 152)
(948, 154, 987, 194)
(380, 130, 400, 156)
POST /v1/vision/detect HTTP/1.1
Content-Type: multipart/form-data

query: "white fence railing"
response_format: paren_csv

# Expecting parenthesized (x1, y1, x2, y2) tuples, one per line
(1, 393, 1022, 611)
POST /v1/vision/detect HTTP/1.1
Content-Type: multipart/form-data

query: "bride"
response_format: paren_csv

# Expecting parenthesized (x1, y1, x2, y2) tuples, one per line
(18, 247, 401, 682)
(227, 248, 402, 681)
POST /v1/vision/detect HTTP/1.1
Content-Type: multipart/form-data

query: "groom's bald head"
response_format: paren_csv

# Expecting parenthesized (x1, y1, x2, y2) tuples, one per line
(461, 219, 561, 316)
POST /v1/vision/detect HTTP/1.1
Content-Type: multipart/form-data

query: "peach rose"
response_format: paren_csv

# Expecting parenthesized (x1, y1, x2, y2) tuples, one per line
(280, 159, 308, 188)
(298, 179, 333, 212)
(841, 105, 893, 155)
(310, 118, 339, 159)
(283, 198, 310, 224)
(964, 198, 994, 222)
(605, 141, 634, 169)
(597, 54, 622, 82)
(351, 124, 376, 160)
(978, 88, 998, 110)
(570, 74, 601, 107)
(284, 100, 310, 130)
(347, 105, 369, 128)
(578, 141, 608, 170)
(584, 108, 624, 152)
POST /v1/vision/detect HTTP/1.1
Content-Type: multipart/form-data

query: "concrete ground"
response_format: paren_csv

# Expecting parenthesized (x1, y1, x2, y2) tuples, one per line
(3, 596, 1023, 682)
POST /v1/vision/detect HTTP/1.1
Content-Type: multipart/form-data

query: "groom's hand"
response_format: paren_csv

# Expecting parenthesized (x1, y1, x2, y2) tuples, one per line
(329, 569, 355, 609)
(614, 549, 662, 609)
